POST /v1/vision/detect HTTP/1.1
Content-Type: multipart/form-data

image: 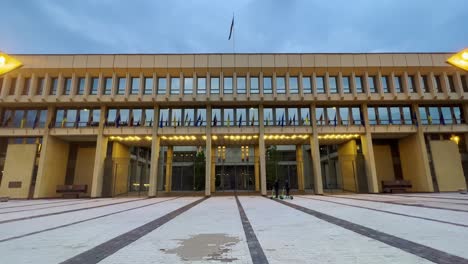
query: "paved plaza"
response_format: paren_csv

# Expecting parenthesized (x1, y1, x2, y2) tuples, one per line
(0, 193, 467, 264)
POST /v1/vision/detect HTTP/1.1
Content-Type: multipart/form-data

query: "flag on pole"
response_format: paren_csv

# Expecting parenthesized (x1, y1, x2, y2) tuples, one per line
(305, 113, 310, 125)
(428, 115, 432, 125)
(318, 113, 323, 125)
(439, 111, 445, 125)
(159, 116, 164, 128)
(227, 114, 231, 127)
(251, 115, 255, 126)
(228, 15, 234, 40)
(213, 114, 218, 127)
(129, 110, 134, 127)
(238, 114, 242, 128)
(281, 113, 285, 127)
(20, 117, 26, 128)
(412, 112, 418, 127)
(333, 115, 337, 127)
(115, 111, 121, 128)
(173, 116, 177, 128)
(75, 111, 81, 128)
(32, 112, 40, 129)
(184, 113, 189, 126)
(195, 113, 202, 127)
(292, 114, 296, 126)
(61, 117, 67, 128)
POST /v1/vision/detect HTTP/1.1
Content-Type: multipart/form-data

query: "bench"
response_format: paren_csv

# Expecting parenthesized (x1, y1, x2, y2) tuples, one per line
(56, 185, 88, 198)
(382, 180, 412, 193)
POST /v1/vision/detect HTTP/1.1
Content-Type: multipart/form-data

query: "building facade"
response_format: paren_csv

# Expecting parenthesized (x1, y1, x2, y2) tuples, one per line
(0, 53, 467, 199)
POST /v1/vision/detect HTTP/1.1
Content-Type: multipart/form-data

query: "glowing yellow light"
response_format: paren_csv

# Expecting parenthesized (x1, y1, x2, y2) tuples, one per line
(191, 136, 196, 140)
(450, 135, 460, 144)
(462, 52, 468, 60)
(241, 135, 246, 140)
(224, 135, 229, 139)
(134, 136, 141, 141)
(161, 136, 167, 140)
(185, 135, 190, 140)
(0, 52, 23, 76)
(253, 135, 259, 139)
(212, 135, 218, 140)
(247, 136, 252, 140)
(0, 56, 5, 66)
(447, 48, 468, 71)
(202, 135, 207, 140)
(145, 136, 152, 141)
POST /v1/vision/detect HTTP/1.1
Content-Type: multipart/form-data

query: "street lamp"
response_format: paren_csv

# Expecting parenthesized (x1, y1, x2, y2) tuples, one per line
(446, 48, 468, 71)
(0, 52, 23, 76)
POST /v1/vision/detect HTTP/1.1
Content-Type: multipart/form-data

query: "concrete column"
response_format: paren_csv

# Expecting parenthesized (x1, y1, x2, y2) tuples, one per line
(148, 107, 160, 197)
(89, 106, 108, 197)
(165, 146, 173, 192)
(360, 132, 379, 193)
(259, 105, 267, 195)
(205, 105, 212, 196)
(310, 105, 323, 194)
(210, 146, 216, 193)
(254, 145, 260, 191)
(296, 144, 304, 191)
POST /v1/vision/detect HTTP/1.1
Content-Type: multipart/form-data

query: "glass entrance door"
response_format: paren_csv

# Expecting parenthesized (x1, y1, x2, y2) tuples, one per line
(215, 165, 255, 191)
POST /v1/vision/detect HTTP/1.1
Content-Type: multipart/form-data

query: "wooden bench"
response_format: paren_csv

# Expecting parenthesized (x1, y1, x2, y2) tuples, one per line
(56, 185, 88, 198)
(382, 180, 412, 193)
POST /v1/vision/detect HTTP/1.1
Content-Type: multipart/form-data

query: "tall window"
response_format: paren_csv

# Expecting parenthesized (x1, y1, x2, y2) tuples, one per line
(263, 76, 272, 94)
(103, 77, 112, 95)
(184, 77, 193, 94)
(446, 75, 456, 93)
(223, 77, 233, 94)
(329, 76, 338, 93)
(289, 76, 299, 94)
(276, 77, 286, 94)
(8, 78, 17, 95)
(36, 77, 45, 95)
(22, 77, 31, 96)
(49, 77, 58, 95)
(368, 76, 376, 93)
(63, 77, 72, 95)
(461, 75, 468, 93)
(381, 76, 390, 93)
(157, 77, 167, 94)
(355, 76, 364, 93)
(407, 75, 416, 93)
(420, 75, 430, 93)
(342, 76, 350, 94)
(77, 77, 86, 95)
(210, 77, 220, 94)
(237, 77, 246, 94)
(393, 76, 402, 93)
(144, 77, 153, 95)
(250, 77, 259, 94)
(433, 75, 443, 93)
(303, 76, 312, 94)
(170, 77, 180, 95)
(90, 77, 99, 95)
(197, 77, 206, 94)
(316, 76, 325, 93)
(117, 77, 126, 95)
(130, 77, 139, 95)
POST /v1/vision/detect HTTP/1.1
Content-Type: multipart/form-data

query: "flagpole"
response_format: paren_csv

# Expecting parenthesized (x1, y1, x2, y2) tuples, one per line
(232, 12, 235, 55)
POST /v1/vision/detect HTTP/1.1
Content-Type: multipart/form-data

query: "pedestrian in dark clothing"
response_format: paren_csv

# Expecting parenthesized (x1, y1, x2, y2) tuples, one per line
(285, 180, 290, 197)
(274, 180, 279, 198)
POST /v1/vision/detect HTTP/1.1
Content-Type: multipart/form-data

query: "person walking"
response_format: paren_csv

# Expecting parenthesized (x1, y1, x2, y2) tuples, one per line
(274, 180, 279, 198)
(285, 180, 290, 197)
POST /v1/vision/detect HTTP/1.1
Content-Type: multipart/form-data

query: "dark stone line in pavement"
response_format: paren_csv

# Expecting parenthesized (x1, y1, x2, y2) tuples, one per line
(332, 195, 468, 213)
(0, 199, 95, 210)
(0, 198, 148, 225)
(297, 196, 468, 228)
(60, 197, 208, 264)
(272, 198, 468, 264)
(385, 194, 468, 202)
(235, 196, 269, 264)
(0, 197, 181, 243)
(0, 199, 103, 215)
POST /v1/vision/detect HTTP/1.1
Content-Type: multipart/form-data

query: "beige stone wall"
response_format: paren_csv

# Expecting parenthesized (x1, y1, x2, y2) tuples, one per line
(399, 134, 433, 192)
(373, 145, 395, 192)
(430, 141, 467, 192)
(34, 136, 69, 198)
(338, 140, 357, 192)
(0, 144, 37, 198)
(111, 142, 130, 196)
(73, 147, 96, 196)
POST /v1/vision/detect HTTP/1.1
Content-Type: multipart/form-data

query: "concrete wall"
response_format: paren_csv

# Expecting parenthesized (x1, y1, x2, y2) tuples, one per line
(111, 142, 130, 196)
(34, 136, 69, 198)
(373, 145, 395, 192)
(338, 140, 357, 192)
(0, 144, 37, 198)
(399, 134, 433, 192)
(73, 147, 96, 196)
(430, 141, 467, 192)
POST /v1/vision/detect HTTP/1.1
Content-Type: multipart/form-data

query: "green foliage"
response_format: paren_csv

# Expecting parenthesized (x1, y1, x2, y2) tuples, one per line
(194, 149, 206, 191)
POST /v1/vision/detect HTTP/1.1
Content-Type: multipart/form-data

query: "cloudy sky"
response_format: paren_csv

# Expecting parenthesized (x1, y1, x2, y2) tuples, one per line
(2, 0, 467, 54)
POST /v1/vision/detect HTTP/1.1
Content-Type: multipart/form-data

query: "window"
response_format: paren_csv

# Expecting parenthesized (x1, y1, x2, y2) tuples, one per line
(316, 76, 325, 93)
(103, 77, 112, 95)
(117, 77, 126, 95)
(433, 75, 443, 93)
(275, 108, 286, 126)
(144, 109, 154, 126)
(223, 77, 233, 94)
(339, 107, 349, 125)
(250, 77, 259, 94)
(263, 76, 272, 94)
(402, 107, 412, 124)
(390, 107, 401, 124)
(446, 75, 456, 93)
(49, 77, 58, 95)
(170, 77, 180, 95)
(223, 108, 234, 126)
(77, 77, 86, 95)
(90, 77, 99, 95)
(355, 76, 364, 93)
(420, 75, 429, 93)
(36, 77, 45, 95)
(418, 107, 428, 125)
(329, 76, 338, 93)
(64, 77, 72, 95)
(237, 77, 246, 94)
(248, 108, 258, 126)
(276, 77, 286, 94)
(144, 77, 153, 95)
(197, 77, 206, 94)
(22, 77, 31, 95)
(300, 108, 310, 125)
(378, 107, 389, 124)
(381, 76, 390, 93)
(368, 76, 376, 93)
(130, 77, 139, 95)
(264, 108, 273, 126)
(367, 107, 377, 125)
(210, 77, 220, 94)
(351, 107, 362, 125)
(342, 76, 350, 94)
(157, 77, 167, 95)
(289, 77, 298, 94)
(393, 76, 402, 93)
(287, 108, 298, 125)
(9, 78, 17, 95)
(462, 75, 468, 93)
(407, 75, 416, 93)
(303, 77, 312, 94)
(184, 77, 193, 94)
(316, 107, 325, 125)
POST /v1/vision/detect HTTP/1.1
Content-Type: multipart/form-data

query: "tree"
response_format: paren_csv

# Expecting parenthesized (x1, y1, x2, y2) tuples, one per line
(266, 145, 279, 190)
(193, 148, 206, 191)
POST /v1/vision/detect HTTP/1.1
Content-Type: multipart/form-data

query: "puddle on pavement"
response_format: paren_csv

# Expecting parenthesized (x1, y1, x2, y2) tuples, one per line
(162, 233, 241, 262)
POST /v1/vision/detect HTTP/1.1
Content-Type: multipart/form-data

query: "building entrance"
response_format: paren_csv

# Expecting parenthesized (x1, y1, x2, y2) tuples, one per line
(214, 146, 256, 191)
